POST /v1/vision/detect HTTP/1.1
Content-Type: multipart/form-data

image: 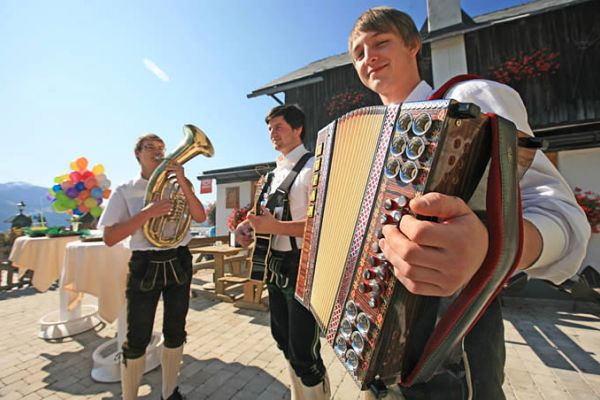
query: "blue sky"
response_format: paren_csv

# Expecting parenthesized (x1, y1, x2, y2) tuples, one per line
(0, 0, 527, 204)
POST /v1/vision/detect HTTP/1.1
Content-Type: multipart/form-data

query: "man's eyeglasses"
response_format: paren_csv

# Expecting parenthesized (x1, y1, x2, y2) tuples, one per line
(142, 144, 166, 152)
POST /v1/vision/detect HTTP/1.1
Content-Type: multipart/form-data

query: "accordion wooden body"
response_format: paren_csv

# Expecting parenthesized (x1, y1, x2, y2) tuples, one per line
(295, 99, 523, 389)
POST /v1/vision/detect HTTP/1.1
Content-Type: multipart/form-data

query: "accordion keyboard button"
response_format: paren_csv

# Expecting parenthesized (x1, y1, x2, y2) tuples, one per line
(357, 313, 371, 334)
(340, 319, 353, 339)
(368, 255, 384, 266)
(345, 300, 358, 320)
(368, 296, 379, 308)
(390, 135, 407, 157)
(351, 331, 365, 353)
(345, 349, 360, 371)
(358, 282, 369, 294)
(400, 161, 419, 184)
(380, 213, 394, 225)
(412, 112, 433, 136)
(335, 335, 348, 356)
(363, 269, 376, 280)
(371, 241, 382, 253)
(374, 266, 389, 280)
(396, 113, 413, 134)
(384, 159, 400, 179)
(370, 282, 382, 295)
(384, 195, 408, 211)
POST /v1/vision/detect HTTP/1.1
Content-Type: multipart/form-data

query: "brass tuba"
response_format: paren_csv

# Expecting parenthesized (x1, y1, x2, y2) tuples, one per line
(143, 124, 214, 247)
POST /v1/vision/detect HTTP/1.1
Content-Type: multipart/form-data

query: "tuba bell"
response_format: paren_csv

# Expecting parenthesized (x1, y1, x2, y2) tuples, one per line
(143, 124, 214, 247)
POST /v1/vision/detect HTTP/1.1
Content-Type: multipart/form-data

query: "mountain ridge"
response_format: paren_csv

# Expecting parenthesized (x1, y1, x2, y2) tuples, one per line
(0, 181, 69, 231)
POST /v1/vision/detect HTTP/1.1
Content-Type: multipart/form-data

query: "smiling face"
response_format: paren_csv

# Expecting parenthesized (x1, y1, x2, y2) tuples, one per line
(135, 138, 165, 178)
(350, 29, 421, 105)
(267, 115, 303, 156)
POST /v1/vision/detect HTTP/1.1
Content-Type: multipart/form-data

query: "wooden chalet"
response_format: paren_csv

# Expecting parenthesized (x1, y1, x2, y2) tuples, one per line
(247, 0, 600, 154)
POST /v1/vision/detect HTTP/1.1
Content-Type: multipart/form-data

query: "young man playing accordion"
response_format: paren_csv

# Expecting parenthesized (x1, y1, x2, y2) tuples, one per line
(348, 7, 589, 399)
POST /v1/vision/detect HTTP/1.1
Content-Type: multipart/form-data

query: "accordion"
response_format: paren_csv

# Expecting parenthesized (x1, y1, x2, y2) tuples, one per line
(295, 99, 525, 389)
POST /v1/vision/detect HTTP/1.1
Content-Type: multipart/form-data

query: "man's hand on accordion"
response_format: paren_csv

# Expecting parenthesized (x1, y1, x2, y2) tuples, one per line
(379, 192, 489, 297)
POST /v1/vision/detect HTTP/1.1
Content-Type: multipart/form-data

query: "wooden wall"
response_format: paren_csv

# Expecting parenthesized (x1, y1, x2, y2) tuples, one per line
(465, 0, 600, 129)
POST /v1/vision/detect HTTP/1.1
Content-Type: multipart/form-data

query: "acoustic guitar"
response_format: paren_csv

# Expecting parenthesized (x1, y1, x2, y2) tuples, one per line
(248, 172, 274, 281)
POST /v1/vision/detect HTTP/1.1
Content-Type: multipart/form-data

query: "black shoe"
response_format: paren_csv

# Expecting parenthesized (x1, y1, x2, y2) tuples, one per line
(161, 387, 185, 400)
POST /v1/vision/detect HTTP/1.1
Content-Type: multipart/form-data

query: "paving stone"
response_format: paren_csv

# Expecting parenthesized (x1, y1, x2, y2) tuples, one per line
(1, 287, 599, 399)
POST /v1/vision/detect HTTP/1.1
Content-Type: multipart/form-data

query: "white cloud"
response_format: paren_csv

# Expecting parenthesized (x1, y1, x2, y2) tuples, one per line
(143, 58, 170, 82)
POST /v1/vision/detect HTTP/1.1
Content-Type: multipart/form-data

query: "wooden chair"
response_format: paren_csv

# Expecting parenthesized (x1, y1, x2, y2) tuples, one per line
(226, 248, 269, 311)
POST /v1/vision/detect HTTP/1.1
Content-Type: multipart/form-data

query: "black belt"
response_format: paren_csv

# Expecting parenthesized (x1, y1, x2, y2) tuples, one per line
(132, 245, 187, 261)
(270, 249, 300, 257)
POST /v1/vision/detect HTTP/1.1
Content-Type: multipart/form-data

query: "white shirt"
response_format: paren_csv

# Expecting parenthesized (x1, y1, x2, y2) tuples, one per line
(407, 79, 590, 284)
(98, 174, 192, 251)
(269, 144, 314, 251)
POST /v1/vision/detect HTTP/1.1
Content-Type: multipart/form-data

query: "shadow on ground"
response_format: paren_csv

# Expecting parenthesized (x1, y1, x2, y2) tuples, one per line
(503, 299, 600, 375)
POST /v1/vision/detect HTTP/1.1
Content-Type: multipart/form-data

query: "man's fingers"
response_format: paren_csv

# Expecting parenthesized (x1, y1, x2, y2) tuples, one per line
(380, 226, 445, 273)
(410, 192, 471, 221)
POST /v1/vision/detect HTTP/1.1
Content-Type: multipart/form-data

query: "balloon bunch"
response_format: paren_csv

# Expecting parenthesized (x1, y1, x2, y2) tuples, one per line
(48, 157, 111, 218)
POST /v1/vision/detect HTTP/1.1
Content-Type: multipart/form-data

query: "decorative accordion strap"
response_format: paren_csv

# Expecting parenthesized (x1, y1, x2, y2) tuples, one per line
(402, 109, 524, 385)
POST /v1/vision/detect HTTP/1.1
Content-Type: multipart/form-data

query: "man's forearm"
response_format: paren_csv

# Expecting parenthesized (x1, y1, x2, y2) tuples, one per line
(516, 219, 543, 271)
(272, 219, 306, 238)
(103, 211, 149, 246)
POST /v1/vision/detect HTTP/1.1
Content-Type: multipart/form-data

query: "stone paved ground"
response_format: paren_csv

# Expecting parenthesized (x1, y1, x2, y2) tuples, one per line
(0, 278, 599, 400)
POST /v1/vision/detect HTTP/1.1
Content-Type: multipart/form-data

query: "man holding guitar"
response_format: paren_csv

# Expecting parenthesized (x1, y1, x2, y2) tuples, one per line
(235, 104, 331, 399)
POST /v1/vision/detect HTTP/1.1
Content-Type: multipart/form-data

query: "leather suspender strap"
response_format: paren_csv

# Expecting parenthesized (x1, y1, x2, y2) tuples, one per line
(266, 152, 313, 251)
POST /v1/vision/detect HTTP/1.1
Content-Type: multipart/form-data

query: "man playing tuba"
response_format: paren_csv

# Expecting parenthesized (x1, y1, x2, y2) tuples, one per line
(99, 133, 207, 400)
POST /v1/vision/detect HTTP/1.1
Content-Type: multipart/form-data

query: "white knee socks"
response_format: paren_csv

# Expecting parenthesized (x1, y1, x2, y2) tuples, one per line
(121, 355, 146, 400)
(161, 345, 184, 399)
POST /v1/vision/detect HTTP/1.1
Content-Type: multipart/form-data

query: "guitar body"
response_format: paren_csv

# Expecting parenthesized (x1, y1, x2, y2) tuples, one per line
(248, 173, 274, 281)
(250, 233, 272, 281)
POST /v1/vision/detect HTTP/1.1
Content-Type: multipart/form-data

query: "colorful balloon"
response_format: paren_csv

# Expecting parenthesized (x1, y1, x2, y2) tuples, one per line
(92, 164, 105, 175)
(65, 187, 78, 199)
(70, 171, 82, 182)
(84, 197, 98, 209)
(84, 177, 98, 190)
(75, 157, 89, 171)
(91, 187, 103, 198)
(50, 157, 110, 219)
(82, 170, 94, 180)
(78, 189, 91, 200)
(61, 180, 74, 190)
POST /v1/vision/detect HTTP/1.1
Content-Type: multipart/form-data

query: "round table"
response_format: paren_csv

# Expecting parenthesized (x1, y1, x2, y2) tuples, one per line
(60, 240, 163, 383)
(9, 235, 101, 339)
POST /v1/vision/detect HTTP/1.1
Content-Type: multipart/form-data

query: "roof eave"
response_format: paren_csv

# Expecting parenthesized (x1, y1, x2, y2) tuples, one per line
(247, 76, 325, 98)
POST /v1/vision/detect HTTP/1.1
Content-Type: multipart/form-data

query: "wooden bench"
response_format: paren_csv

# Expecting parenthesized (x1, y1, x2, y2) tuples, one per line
(192, 252, 247, 274)
(0, 260, 32, 291)
(218, 249, 269, 311)
(233, 278, 268, 311)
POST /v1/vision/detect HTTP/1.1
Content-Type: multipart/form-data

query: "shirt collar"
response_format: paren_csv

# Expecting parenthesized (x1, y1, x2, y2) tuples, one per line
(276, 144, 308, 169)
(405, 80, 434, 102)
(133, 173, 148, 186)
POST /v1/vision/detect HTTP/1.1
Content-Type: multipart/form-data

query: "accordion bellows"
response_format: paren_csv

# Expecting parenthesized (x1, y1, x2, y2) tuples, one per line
(295, 100, 501, 389)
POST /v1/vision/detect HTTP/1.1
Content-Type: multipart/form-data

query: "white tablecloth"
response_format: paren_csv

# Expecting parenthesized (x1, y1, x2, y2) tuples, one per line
(60, 241, 131, 323)
(9, 235, 81, 291)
